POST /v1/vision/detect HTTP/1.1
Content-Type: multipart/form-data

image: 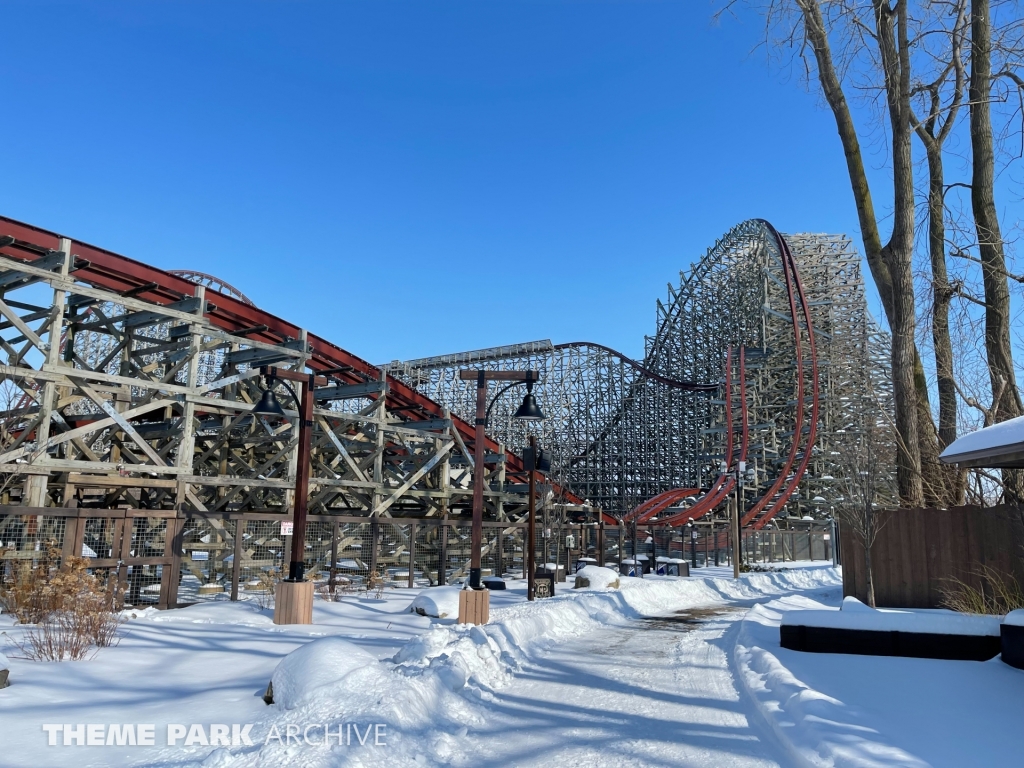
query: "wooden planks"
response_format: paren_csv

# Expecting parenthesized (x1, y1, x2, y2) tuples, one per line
(457, 588, 489, 625)
(840, 504, 1024, 608)
(273, 580, 314, 625)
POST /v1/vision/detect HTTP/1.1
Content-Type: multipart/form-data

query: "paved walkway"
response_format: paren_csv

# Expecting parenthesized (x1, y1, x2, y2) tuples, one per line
(452, 604, 783, 767)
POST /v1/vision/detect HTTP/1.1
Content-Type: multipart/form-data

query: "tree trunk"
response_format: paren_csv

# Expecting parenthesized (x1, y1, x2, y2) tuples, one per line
(876, 0, 923, 506)
(863, 502, 877, 607)
(797, 0, 929, 505)
(925, 142, 964, 504)
(970, 0, 1024, 501)
(864, 538, 876, 607)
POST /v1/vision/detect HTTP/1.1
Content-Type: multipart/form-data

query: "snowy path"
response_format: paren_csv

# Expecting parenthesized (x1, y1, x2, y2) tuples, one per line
(450, 605, 782, 768)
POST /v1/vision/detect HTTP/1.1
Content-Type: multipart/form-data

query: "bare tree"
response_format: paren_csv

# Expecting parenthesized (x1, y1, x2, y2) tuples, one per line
(969, 0, 1024, 500)
(727, 0, 928, 505)
(721, 0, 1024, 507)
(910, 0, 970, 505)
(833, 416, 899, 607)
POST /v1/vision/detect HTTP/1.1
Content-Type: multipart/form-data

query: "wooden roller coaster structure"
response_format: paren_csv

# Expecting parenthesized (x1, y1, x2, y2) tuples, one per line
(388, 219, 893, 530)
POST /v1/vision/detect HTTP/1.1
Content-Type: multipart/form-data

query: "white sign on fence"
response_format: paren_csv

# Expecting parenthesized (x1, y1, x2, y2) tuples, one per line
(280, 521, 294, 537)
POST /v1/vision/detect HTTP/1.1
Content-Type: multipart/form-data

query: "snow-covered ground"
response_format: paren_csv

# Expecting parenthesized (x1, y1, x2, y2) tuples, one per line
(1, 562, 1018, 767)
(738, 594, 1024, 768)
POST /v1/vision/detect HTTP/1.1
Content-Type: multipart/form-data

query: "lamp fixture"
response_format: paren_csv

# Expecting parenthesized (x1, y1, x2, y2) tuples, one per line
(513, 381, 545, 421)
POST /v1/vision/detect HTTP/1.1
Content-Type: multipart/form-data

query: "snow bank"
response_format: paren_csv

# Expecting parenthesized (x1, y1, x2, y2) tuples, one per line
(736, 597, 931, 768)
(270, 636, 375, 710)
(841, 596, 873, 611)
(410, 586, 462, 618)
(781, 606, 1001, 636)
(573, 565, 620, 589)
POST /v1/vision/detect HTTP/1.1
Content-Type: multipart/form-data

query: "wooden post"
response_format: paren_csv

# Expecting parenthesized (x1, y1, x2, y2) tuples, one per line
(617, 522, 624, 570)
(117, 515, 132, 608)
(166, 517, 184, 608)
(597, 521, 605, 567)
(329, 520, 339, 595)
(496, 528, 504, 577)
(23, 239, 72, 508)
(61, 517, 80, 560)
(648, 524, 656, 573)
(231, 518, 243, 601)
(408, 522, 417, 588)
(438, 517, 448, 586)
(369, 516, 380, 580)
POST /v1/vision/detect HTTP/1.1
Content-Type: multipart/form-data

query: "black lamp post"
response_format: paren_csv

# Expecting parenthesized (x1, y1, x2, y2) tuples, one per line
(688, 521, 698, 570)
(457, 370, 545, 592)
(251, 366, 315, 584)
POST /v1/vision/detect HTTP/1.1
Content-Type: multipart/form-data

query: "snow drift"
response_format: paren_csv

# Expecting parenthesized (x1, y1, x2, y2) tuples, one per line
(270, 636, 375, 710)
(410, 586, 462, 618)
(781, 605, 1001, 636)
(573, 565, 620, 589)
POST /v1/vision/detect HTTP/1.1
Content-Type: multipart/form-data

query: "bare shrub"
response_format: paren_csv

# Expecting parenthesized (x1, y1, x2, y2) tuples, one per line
(0, 545, 65, 623)
(939, 564, 1024, 616)
(316, 574, 358, 602)
(365, 570, 386, 600)
(250, 568, 279, 611)
(17, 598, 122, 661)
(18, 611, 95, 661)
(1, 546, 124, 661)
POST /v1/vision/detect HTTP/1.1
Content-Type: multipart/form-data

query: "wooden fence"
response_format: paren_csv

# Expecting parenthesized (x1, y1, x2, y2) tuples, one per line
(1, 506, 836, 610)
(839, 504, 1024, 609)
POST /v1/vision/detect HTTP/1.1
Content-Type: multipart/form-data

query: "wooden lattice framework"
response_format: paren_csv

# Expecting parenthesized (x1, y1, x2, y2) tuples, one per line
(386, 221, 893, 524)
(0, 215, 582, 606)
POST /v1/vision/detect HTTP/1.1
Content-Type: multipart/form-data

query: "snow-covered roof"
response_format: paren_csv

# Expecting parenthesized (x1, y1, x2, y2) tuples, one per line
(939, 414, 1024, 468)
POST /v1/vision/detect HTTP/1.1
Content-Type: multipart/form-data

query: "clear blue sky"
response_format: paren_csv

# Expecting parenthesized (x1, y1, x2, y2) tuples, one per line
(0, 1, 883, 363)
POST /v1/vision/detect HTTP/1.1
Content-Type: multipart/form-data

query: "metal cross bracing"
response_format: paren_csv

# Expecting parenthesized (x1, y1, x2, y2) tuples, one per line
(0, 214, 593, 606)
(386, 219, 893, 529)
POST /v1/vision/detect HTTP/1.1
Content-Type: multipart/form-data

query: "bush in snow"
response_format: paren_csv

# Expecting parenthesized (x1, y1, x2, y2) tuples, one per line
(1, 546, 123, 661)
(939, 564, 1024, 616)
(0, 650, 9, 689)
(249, 567, 280, 611)
(365, 570, 387, 600)
(269, 636, 375, 709)
(574, 565, 620, 590)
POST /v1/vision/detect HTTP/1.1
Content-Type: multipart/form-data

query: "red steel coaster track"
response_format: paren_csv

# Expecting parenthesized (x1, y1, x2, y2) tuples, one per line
(622, 222, 819, 531)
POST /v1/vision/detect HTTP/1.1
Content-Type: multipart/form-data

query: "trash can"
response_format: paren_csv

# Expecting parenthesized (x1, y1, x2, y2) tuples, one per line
(672, 559, 690, 577)
(619, 559, 641, 577)
(576, 557, 598, 573)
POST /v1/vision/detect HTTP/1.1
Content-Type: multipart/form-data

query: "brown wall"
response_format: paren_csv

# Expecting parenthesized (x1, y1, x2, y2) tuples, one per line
(840, 504, 1024, 608)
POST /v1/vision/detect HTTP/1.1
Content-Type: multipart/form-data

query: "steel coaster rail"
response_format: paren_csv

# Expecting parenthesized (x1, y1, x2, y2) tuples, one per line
(624, 221, 821, 532)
